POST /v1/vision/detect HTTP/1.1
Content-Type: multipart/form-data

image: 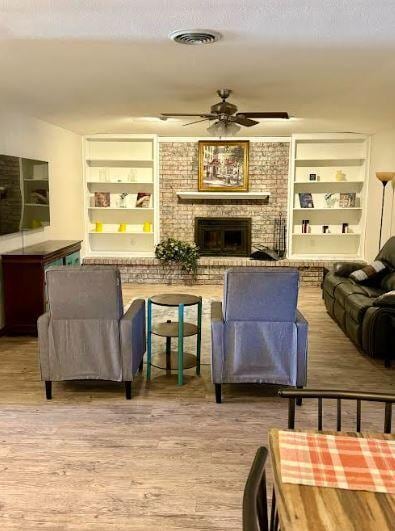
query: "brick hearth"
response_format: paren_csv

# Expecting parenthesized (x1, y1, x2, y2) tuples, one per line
(83, 256, 334, 286)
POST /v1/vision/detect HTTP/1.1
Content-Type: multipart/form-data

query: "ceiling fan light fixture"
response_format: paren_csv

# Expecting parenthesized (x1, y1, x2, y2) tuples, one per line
(169, 29, 222, 45)
(207, 121, 241, 137)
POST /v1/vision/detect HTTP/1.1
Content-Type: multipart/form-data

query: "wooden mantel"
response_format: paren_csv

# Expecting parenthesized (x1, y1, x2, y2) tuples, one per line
(176, 191, 271, 200)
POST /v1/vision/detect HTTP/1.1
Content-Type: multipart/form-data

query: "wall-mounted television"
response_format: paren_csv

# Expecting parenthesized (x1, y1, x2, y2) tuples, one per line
(0, 154, 50, 236)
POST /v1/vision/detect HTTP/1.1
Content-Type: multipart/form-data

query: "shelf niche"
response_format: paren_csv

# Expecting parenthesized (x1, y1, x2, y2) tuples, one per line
(288, 134, 369, 260)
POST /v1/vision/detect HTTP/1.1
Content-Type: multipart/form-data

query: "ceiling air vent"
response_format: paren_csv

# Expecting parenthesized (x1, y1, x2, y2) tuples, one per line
(169, 29, 222, 45)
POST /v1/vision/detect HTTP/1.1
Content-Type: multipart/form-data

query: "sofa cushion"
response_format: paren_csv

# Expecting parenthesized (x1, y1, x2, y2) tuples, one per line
(333, 281, 383, 307)
(323, 271, 349, 297)
(334, 281, 367, 307)
(345, 294, 374, 323)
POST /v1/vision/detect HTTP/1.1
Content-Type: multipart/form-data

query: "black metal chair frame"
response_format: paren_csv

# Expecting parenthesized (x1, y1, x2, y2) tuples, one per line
(243, 446, 269, 531)
(243, 389, 395, 531)
(279, 389, 394, 433)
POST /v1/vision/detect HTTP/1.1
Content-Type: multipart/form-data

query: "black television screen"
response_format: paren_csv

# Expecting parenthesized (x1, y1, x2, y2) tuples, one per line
(0, 155, 50, 236)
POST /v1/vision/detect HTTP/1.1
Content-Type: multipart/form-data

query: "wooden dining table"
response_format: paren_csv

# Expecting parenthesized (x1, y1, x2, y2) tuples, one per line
(269, 428, 395, 531)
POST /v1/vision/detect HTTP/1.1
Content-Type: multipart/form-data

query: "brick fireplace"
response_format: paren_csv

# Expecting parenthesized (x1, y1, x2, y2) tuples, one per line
(159, 140, 290, 251)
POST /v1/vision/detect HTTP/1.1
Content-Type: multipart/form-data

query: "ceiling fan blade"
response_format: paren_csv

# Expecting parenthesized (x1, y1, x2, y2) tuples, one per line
(237, 112, 289, 119)
(160, 113, 216, 120)
(234, 116, 259, 127)
(183, 118, 210, 126)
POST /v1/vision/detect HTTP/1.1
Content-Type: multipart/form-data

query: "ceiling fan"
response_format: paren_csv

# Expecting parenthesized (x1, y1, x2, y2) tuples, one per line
(160, 89, 289, 135)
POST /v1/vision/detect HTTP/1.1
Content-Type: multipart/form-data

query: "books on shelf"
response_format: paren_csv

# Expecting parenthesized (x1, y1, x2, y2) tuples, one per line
(298, 193, 314, 208)
(92, 192, 152, 208)
(136, 192, 152, 208)
(94, 192, 110, 207)
(339, 192, 356, 208)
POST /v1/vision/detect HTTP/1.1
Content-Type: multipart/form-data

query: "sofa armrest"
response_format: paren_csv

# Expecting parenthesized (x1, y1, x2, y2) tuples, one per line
(333, 261, 366, 277)
(373, 290, 395, 307)
(295, 309, 308, 387)
(362, 306, 395, 362)
(37, 312, 51, 380)
(120, 299, 146, 379)
(211, 301, 224, 384)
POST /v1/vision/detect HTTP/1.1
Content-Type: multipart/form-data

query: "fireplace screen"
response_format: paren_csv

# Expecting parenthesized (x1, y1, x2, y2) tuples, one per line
(195, 217, 251, 256)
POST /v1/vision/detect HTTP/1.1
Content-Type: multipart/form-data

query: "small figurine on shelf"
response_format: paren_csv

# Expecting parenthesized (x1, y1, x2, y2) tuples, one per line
(322, 225, 330, 234)
(342, 223, 349, 234)
(335, 170, 346, 181)
(302, 219, 310, 233)
(324, 192, 337, 208)
(118, 192, 129, 208)
(118, 223, 127, 232)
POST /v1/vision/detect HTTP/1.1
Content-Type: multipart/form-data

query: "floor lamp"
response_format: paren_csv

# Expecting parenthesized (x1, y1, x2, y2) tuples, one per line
(376, 172, 395, 249)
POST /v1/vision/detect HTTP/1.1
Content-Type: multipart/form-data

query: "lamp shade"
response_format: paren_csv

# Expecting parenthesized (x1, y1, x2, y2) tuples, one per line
(376, 171, 395, 183)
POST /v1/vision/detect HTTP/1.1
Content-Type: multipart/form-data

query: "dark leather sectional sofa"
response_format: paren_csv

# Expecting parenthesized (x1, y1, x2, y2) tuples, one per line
(322, 236, 395, 366)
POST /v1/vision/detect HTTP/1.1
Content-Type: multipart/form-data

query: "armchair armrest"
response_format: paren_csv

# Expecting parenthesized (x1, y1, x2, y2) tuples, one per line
(211, 301, 224, 383)
(120, 299, 146, 379)
(333, 261, 366, 278)
(295, 309, 308, 387)
(37, 312, 51, 380)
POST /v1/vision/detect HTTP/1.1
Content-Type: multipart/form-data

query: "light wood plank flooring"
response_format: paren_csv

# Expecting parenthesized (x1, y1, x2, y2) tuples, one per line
(0, 285, 393, 530)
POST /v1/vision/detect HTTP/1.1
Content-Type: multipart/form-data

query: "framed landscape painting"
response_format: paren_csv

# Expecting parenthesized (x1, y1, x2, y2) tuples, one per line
(198, 140, 249, 192)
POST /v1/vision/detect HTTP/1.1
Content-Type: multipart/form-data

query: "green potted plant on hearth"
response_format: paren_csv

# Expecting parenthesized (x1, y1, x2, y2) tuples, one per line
(155, 238, 200, 278)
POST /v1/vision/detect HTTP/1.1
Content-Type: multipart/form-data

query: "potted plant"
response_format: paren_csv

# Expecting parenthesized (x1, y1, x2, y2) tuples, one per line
(155, 238, 199, 277)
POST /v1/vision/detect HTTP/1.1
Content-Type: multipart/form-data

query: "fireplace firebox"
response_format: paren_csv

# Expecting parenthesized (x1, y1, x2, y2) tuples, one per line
(195, 217, 251, 257)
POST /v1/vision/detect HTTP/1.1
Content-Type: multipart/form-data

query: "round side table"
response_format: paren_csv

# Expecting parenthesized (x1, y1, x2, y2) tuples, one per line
(146, 293, 202, 385)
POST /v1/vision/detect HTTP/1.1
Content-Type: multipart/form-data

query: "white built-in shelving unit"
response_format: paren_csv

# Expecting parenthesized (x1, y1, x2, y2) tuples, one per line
(288, 133, 370, 260)
(83, 134, 159, 257)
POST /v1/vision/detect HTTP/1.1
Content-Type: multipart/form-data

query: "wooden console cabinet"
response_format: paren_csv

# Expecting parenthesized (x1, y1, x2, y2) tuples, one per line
(2, 240, 82, 335)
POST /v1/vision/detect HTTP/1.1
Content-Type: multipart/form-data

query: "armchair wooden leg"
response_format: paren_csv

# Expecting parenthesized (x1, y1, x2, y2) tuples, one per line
(125, 381, 132, 400)
(139, 359, 144, 373)
(215, 384, 222, 404)
(45, 381, 52, 400)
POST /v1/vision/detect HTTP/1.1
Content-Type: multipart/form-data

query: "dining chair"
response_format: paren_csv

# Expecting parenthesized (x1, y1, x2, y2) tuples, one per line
(243, 389, 395, 531)
(243, 447, 269, 531)
(268, 389, 395, 530)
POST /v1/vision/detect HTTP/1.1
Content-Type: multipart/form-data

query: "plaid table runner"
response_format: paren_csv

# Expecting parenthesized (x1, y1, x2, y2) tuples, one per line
(278, 430, 395, 494)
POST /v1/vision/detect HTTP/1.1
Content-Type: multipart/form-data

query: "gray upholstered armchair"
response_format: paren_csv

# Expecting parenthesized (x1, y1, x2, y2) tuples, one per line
(37, 266, 146, 400)
(211, 268, 308, 403)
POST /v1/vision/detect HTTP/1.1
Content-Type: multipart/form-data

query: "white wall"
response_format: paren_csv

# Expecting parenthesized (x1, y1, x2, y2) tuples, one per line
(365, 128, 395, 260)
(0, 110, 83, 328)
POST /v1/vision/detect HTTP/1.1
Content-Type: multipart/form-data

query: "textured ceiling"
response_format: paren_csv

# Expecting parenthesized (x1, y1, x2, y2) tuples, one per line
(1, 0, 395, 136)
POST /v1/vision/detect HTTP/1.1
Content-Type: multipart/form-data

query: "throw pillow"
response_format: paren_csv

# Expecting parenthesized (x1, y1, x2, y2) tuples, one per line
(333, 262, 366, 277)
(349, 260, 387, 283)
(373, 290, 395, 307)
